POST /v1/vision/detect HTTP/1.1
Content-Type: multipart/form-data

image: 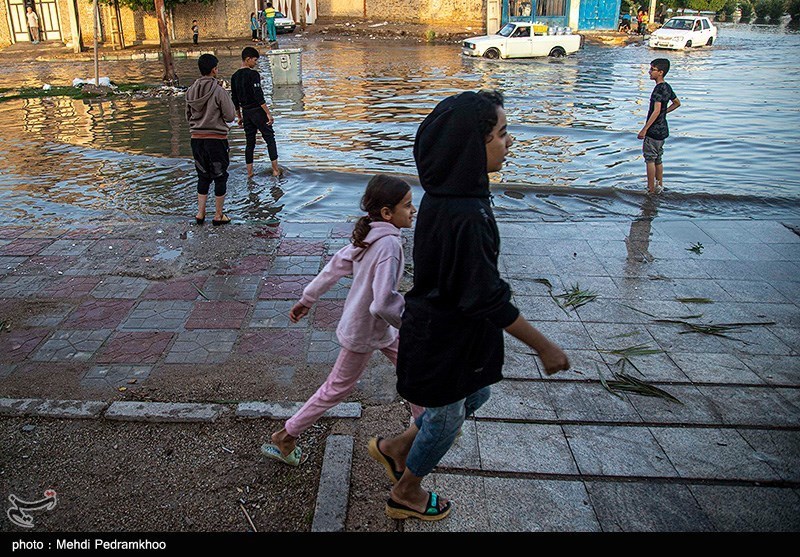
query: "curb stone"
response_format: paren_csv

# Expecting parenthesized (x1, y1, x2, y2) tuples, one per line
(0, 398, 107, 419)
(311, 434, 353, 532)
(105, 401, 226, 422)
(236, 401, 361, 419)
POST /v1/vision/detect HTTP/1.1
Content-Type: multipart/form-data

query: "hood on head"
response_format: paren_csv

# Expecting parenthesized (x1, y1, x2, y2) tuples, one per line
(413, 91, 492, 198)
(186, 76, 219, 111)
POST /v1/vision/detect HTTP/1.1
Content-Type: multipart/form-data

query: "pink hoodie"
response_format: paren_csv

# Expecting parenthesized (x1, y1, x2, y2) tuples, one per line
(299, 222, 405, 353)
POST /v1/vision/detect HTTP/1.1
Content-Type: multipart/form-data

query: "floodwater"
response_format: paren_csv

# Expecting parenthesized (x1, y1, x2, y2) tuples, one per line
(0, 21, 798, 227)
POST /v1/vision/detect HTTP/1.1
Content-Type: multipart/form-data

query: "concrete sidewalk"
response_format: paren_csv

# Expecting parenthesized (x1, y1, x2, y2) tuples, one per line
(1, 214, 798, 531)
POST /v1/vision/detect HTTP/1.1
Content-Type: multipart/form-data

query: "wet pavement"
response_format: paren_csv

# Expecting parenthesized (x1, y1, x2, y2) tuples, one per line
(1, 214, 798, 531)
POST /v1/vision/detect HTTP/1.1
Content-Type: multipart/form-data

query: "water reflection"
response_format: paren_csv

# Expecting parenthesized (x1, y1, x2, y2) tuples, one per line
(625, 195, 659, 267)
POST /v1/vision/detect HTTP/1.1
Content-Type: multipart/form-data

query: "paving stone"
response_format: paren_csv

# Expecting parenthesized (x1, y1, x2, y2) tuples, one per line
(586, 481, 714, 532)
(311, 435, 353, 533)
(696, 385, 800, 427)
(236, 401, 362, 419)
(738, 354, 800, 386)
(766, 327, 800, 354)
(62, 256, 123, 276)
(645, 323, 728, 353)
(90, 276, 151, 299)
(714, 328, 794, 357)
(320, 277, 352, 300)
(62, 299, 135, 329)
(629, 385, 725, 425)
(0, 256, 27, 275)
(185, 301, 249, 329)
(0, 238, 52, 256)
(0, 226, 30, 240)
(654, 220, 715, 244)
(736, 429, 800, 482)
(611, 276, 680, 301)
(270, 256, 322, 275)
(546, 381, 643, 423)
(278, 239, 327, 256)
(330, 223, 354, 239)
(61, 227, 111, 240)
(143, 277, 203, 300)
(588, 239, 630, 260)
(312, 300, 344, 329)
(0, 364, 16, 379)
(499, 236, 552, 256)
(502, 337, 544, 379)
(715, 279, 792, 304)
(501, 255, 559, 278)
(564, 425, 678, 477)
(259, 275, 315, 299)
(689, 485, 800, 532)
(670, 278, 737, 302)
(15, 256, 78, 276)
(770, 281, 800, 302)
(106, 401, 225, 422)
(164, 330, 237, 364)
(0, 398, 106, 418)
(670, 352, 766, 384)
(531, 321, 593, 350)
(199, 275, 260, 300)
(237, 330, 306, 359)
(87, 238, 135, 257)
(0, 275, 48, 297)
(31, 329, 112, 362)
(438, 419, 481, 469)
(326, 238, 350, 255)
(281, 222, 331, 238)
(404, 474, 490, 532)
(38, 239, 94, 256)
(650, 427, 779, 481)
(81, 365, 153, 390)
(120, 300, 193, 331)
(474, 381, 558, 421)
(249, 300, 305, 328)
(747, 261, 800, 283)
(600, 352, 690, 383)
(484, 478, 600, 532)
(38, 276, 101, 299)
(307, 330, 340, 363)
(697, 220, 760, 245)
(217, 255, 273, 276)
(96, 331, 173, 364)
(574, 298, 656, 324)
(584, 322, 659, 351)
(643, 258, 713, 279)
(737, 221, 800, 244)
(477, 422, 577, 474)
(513, 295, 580, 322)
(0, 329, 51, 363)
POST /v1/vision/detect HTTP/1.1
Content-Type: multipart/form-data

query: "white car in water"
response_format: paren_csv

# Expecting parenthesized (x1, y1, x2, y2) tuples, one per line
(462, 22, 583, 59)
(648, 16, 717, 50)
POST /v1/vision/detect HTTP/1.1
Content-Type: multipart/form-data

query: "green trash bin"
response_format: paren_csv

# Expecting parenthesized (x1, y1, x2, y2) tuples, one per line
(264, 48, 302, 86)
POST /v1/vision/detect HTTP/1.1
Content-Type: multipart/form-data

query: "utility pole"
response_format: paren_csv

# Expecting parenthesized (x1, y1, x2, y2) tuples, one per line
(154, 0, 178, 85)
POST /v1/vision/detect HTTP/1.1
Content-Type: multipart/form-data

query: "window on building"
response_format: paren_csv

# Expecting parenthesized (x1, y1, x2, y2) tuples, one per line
(509, 1, 532, 17)
(537, 0, 566, 17)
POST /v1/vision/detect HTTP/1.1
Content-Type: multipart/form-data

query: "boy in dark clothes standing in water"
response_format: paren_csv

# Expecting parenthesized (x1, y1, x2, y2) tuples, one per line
(191, 20, 199, 45)
(638, 58, 680, 194)
(231, 47, 280, 177)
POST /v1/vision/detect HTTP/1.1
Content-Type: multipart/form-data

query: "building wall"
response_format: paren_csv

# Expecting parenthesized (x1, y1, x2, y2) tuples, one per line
(0, 2, 12, 46)
(320, 0, 484, 27)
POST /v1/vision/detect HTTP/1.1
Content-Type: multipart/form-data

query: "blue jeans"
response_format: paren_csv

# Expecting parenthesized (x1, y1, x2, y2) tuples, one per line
(405, 387, 491, 478)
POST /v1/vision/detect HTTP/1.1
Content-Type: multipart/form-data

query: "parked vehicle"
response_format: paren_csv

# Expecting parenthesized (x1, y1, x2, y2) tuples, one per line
(462, 22, 583, 59)
(275, 12, 296, 34)
(648, 16, 717, 50)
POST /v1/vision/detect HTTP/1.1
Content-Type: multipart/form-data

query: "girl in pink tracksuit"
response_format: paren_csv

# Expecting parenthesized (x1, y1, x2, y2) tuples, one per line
(262, 174, 423, 466)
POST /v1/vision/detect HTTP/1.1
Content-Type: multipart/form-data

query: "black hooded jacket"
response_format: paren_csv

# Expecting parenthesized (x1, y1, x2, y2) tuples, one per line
(396, 92, 520, 408)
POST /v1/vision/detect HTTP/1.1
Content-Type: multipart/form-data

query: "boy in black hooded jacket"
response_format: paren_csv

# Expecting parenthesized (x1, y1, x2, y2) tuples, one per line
(367, 91, 570, 521)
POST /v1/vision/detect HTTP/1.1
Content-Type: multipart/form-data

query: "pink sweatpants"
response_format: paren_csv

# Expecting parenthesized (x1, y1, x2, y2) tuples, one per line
(284, 338, 425, 438)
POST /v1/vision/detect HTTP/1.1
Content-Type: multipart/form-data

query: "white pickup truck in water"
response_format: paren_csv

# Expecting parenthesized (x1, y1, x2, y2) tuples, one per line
(462, 22, 583, 59)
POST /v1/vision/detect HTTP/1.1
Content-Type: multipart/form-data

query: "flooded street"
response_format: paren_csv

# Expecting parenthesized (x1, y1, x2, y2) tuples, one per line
(0, 22, 798, 226)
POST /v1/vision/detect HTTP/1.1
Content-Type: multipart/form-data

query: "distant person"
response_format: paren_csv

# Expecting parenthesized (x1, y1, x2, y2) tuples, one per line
(657, 3, 667, 24)
(250, 12, 259, 42)
(369, 91, 569, 521)
(641, 9, 650, 34)
(26, 7, 40, 45)
(257, 9, 267, 44)
(192, 20, 199, 45)
(231, 47, 280, 178)
(185, 53, 237, 226)
(265, 2, 277, 43)
(619, 12, 632, 33)
(262, 175, 423, 466)
(638, 58, 681, 194)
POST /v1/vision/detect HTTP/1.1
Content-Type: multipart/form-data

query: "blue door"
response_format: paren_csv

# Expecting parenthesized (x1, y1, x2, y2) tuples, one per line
(579, 0, 622, 30)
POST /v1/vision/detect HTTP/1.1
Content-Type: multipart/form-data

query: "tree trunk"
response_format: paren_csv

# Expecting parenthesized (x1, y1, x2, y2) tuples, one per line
(154, 0, 178, 85)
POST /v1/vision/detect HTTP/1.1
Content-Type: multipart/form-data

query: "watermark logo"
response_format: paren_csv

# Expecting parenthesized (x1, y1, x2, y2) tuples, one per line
(7, 490, 57, 528)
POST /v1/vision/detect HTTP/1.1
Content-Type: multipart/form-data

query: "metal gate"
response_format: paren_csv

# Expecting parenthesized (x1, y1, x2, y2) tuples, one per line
(578, 0, 621, 30)
(5, 0, 61, 43)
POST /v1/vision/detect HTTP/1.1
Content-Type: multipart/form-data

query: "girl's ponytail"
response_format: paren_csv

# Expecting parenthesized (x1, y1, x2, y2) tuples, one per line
(350, 174, 411, 249)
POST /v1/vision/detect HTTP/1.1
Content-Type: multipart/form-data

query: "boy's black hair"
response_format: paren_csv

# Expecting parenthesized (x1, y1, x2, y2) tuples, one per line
(241, 46, 260, 60)
(267, 2, 273, 6)
(651, 58, 670, 76)
(198, 53, 218, 76)
(475, 90, 505, 139)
